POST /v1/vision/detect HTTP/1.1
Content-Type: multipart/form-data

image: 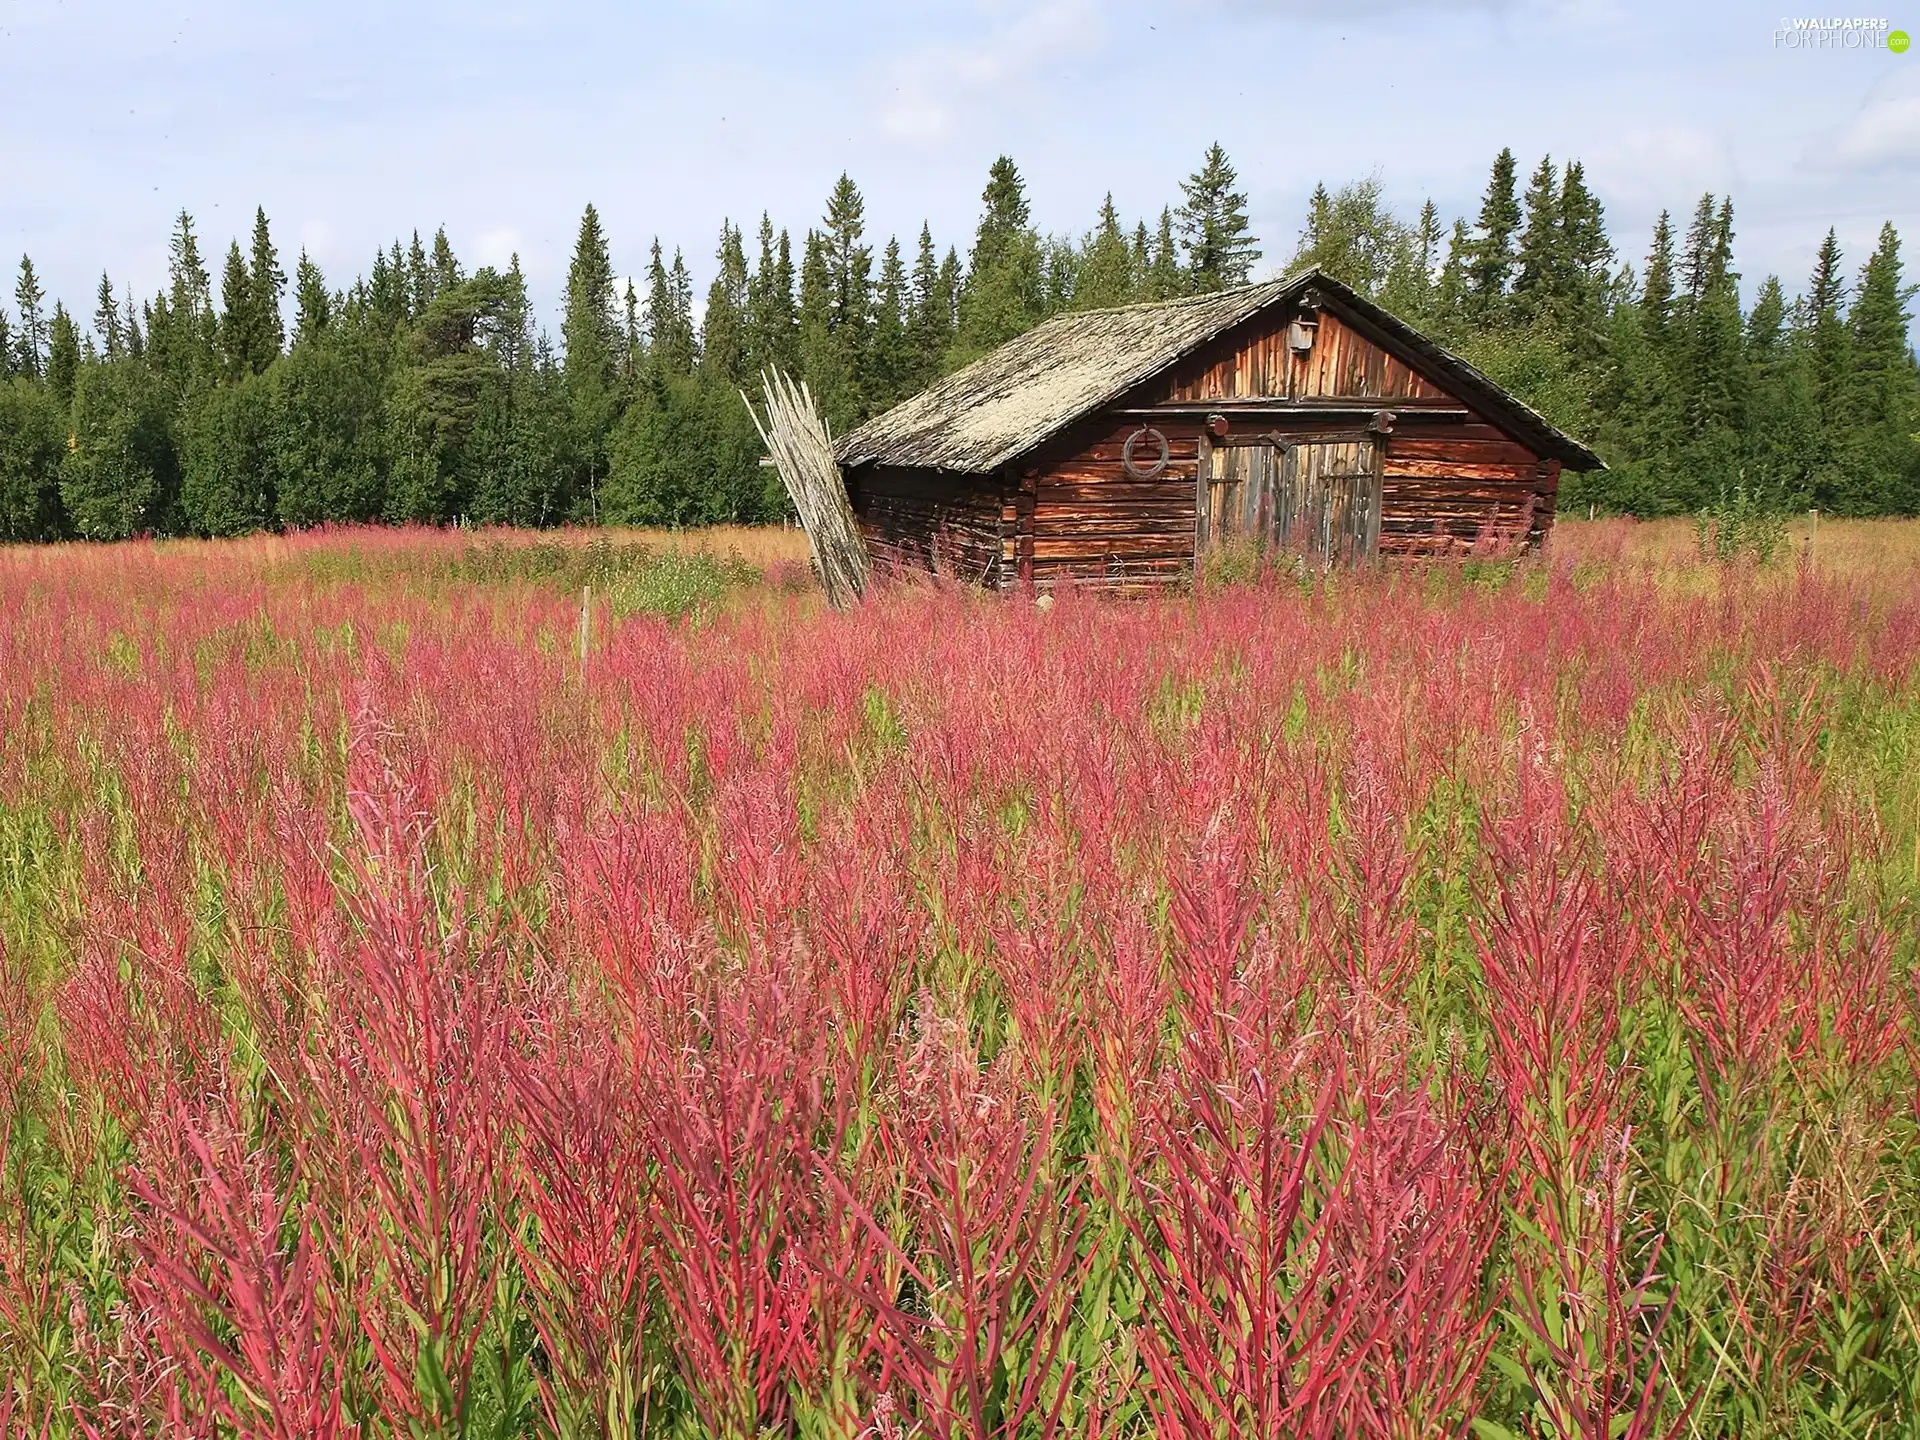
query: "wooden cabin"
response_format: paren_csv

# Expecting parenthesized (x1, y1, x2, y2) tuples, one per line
(835, 267, 1603, 591)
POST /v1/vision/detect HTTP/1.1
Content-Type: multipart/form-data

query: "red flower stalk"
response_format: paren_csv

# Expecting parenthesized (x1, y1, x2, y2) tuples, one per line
(834, 1017, 1088, 1440)
(125, 1086, 349, 1440)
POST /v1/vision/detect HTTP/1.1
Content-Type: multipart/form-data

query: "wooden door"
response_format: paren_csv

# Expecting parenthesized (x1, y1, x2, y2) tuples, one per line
(1199, 434, 1382, 567)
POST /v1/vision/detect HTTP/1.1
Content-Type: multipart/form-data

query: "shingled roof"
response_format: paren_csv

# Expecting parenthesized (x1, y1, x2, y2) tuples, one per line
(836, 267, 1604, 474)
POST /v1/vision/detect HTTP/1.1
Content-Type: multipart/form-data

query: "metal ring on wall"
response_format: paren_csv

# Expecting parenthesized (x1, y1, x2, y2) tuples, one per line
(1121, 426, 1170, 479)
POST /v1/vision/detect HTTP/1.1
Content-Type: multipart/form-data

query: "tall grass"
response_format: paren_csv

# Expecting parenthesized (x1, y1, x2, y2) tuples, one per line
(0, 524, 1916, 1436)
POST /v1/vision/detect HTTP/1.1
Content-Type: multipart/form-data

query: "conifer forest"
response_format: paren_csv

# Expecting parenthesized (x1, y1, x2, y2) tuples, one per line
(2, 143, 1915, 544)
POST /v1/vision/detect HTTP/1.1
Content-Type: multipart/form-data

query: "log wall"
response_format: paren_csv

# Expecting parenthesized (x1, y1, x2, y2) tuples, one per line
(1379, 420, 1558, 556)
(845, 465, 1006, 585)
(1016, 418, 1203, 592)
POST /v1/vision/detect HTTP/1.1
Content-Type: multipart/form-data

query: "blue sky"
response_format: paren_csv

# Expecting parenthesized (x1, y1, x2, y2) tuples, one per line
(3, 0, 1915, 335)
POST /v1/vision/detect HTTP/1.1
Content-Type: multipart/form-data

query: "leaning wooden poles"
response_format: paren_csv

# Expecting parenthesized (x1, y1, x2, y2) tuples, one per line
(744, 370, 870, 609)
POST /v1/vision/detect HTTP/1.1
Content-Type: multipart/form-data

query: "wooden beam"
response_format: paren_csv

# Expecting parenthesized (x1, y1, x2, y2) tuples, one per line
(1114, 399, 1473, 420)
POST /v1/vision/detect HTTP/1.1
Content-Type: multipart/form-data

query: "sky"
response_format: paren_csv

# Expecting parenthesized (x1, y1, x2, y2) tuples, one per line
(2, 0, 1916, 336)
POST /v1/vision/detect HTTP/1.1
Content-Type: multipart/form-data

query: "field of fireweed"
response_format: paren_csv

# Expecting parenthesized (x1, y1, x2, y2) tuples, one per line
(2, 523, 1919, 1439)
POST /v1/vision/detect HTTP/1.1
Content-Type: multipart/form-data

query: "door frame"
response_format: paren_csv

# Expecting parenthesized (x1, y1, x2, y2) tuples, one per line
(1195, 428, 1385, 565)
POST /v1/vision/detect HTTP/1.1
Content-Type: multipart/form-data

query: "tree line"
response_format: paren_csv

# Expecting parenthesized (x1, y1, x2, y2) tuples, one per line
(1291, 154, 1919, 517)
(0, 142, 1914, 542)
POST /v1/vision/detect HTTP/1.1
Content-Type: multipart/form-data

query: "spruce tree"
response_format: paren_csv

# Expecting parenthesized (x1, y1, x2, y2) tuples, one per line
(906, 222, 949, 388)
(13, 257, 47, 379)
(1743, 275, 1818, 503)
(248, 206, 286, 368)
(1177, 143, 1260, 291)
(561, 204, 621, 500)
(869, 235, 912, 410)
(218, 241, 255, 383)
(430, 227, 460, 295)
(46, 305, 80, 408)
(408, 230, 433, 319)
(1076, 195, 1136, 311)
(1147, 208, 1183, 301)
(644, 239, 695, 378)
(746, 215, 798, 382)
(94, 272, 124, 358)
(1435, 220, 1472, 330)
(1640, 211, 1676, 350)
(0, 305, 13, 381)
(671, 249, 698, 372)
(703, 221, 750, 386)
(1130, 221, 1152, 295)
(293, 251, 331, 343)
(957, 156, 1045, 358)
(122, 289, 144, 361)
(1556, 162, 1612, 360)
(1803, 228, 1851, 429)
(1843, 222, 1919, 512)
(157, 212, 217, 392)
(1465, 148, 1520, 325)
(822, 173, 874, 409)
(1511, 156, 1564, 325)
(797, 229, 848, 423)
(936, 247, 962, 342)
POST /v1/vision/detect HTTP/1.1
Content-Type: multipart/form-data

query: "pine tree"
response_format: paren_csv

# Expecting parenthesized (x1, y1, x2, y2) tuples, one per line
(218, 241, 255, 383)
(1130, 222, 1152, 296)
(248, 206, 286, 368)
(1177, 143, 1260, 291)
(46, 305, 80, 408)
(906, 222, 949, 388)
(957, 156, 1045, 358)
(868, 235, 912, 410)
(702, 220, 750, 386)
(0, 304, 14, 381)
(94, 272, 124, 358)
(1076, 194, 1135, 311)
(293, 251, 331, 343)
(1465, 148, 1521, 325)
(13, 256, 48, 379)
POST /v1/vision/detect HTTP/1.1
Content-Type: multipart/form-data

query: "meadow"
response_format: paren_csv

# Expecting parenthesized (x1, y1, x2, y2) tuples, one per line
(1, 519, 1918, 1438)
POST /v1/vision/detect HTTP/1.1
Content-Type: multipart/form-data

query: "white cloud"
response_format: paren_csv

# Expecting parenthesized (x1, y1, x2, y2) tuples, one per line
(878, 0, 1098, 143)
(1830, 78, 1920, 172)
(1585, 125, 1736, 210)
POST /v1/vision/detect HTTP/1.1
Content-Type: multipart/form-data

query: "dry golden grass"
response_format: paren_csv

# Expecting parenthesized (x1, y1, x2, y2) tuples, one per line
(1550, 515, 1920, 582)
